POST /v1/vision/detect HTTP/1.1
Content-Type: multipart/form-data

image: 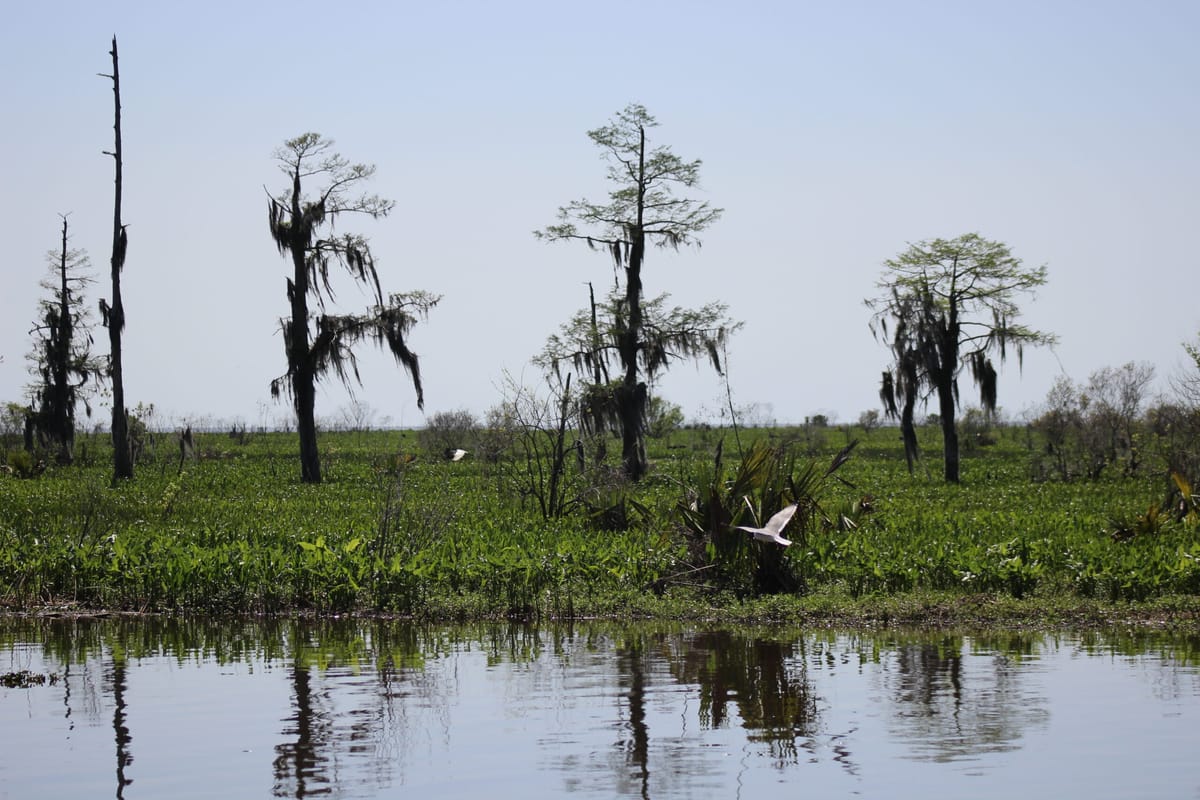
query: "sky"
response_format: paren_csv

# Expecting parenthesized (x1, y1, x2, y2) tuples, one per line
(2, 0, 1197, 431)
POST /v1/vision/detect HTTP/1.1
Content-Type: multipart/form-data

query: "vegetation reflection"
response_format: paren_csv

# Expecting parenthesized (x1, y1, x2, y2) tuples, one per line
(3, 618, 1199, 798)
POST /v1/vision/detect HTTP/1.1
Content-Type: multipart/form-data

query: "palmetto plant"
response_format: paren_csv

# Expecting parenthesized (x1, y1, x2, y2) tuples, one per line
(675, 438, 860, 594)
(1171, 471, 1200, 524)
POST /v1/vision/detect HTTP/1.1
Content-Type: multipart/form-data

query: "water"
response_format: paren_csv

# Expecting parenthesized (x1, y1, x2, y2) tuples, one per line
(1, 618, 1198, 799)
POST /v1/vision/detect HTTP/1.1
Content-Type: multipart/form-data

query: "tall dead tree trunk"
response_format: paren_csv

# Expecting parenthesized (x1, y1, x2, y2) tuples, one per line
(102, 36, 133, 481)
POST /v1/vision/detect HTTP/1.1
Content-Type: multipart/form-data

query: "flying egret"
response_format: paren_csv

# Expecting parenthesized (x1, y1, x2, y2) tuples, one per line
(733, 504, 798, 546)
(445, 448, 468, 462)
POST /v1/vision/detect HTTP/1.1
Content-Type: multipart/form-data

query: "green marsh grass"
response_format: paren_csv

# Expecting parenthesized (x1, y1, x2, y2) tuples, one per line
(1, 423, 1198, 619)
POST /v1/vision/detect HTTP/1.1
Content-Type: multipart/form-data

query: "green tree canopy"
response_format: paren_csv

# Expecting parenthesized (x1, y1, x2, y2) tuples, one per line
(27, 215, 105, 465)
(867, 233, 1055, 482)
(537, 284, 739, 442)
(268, 132, 438, 483)
(535, 104, 725, 480)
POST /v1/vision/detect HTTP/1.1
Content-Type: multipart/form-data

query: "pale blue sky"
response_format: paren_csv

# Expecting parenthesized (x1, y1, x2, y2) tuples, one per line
(2, 1, 1197, 429)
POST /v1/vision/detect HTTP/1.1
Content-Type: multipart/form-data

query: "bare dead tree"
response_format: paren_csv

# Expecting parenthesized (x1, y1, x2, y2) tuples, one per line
(99, 36, 133, 481)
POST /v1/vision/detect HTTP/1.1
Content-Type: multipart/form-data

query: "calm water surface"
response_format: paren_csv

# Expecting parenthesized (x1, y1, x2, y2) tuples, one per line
(1, 618, 1198, 799)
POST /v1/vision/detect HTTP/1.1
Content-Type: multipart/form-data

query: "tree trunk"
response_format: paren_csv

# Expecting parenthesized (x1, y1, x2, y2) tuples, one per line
(105, 37, 133, 481)
(899, 396, 918, 475)
(50, 216, 75, 465)
(617, 125, 649, 481)
(585, 282, 607, 464)
(295, 363, 321, 483)
(290, 271, 321, 483)
(935, 298, 961, 484)
(289, 172, 321, 484)
(617, 269, 647, 480)
(937, 374, 959, 483)
(615, 382, 646, 481)
(547, 373, 571, 516)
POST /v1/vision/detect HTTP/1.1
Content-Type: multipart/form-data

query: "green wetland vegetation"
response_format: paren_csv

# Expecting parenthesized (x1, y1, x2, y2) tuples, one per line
(12, 91, 1199, 630)
(3, 420, 1200, 628)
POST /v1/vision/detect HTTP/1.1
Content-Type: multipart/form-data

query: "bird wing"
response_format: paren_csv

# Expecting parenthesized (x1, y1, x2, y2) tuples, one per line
(763, 504, 798, 535)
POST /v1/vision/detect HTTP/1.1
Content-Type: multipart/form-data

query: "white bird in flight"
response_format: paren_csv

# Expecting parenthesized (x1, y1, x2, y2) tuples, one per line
(733, 504, 798, 546)
(445, 448, 468, 462)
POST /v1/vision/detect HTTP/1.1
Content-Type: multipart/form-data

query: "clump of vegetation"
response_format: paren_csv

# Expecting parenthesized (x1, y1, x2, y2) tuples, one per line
(0, 670, 59, 688)
(6, 450, 42, 478)
(418, 409, 479, 459)
(1028, 363, 1157, 481)
(674, 439, 862, 596)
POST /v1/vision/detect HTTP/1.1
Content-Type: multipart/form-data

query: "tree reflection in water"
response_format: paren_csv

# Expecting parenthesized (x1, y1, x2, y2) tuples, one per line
(105, 649, 133, 799)
(271, 620, 449, 797)
(616, 639, 651, 800)
(667, 630, 821, 765)
(597, 628, 832, 797)
(879, 632, 1049, 762)
(273, 657, 333, 798)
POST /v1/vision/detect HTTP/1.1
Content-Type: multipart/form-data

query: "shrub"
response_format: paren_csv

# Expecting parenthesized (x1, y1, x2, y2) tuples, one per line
(647, 396, 684, 439)
(418, 409, 479, 458)
(6, 450, 36, 477)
